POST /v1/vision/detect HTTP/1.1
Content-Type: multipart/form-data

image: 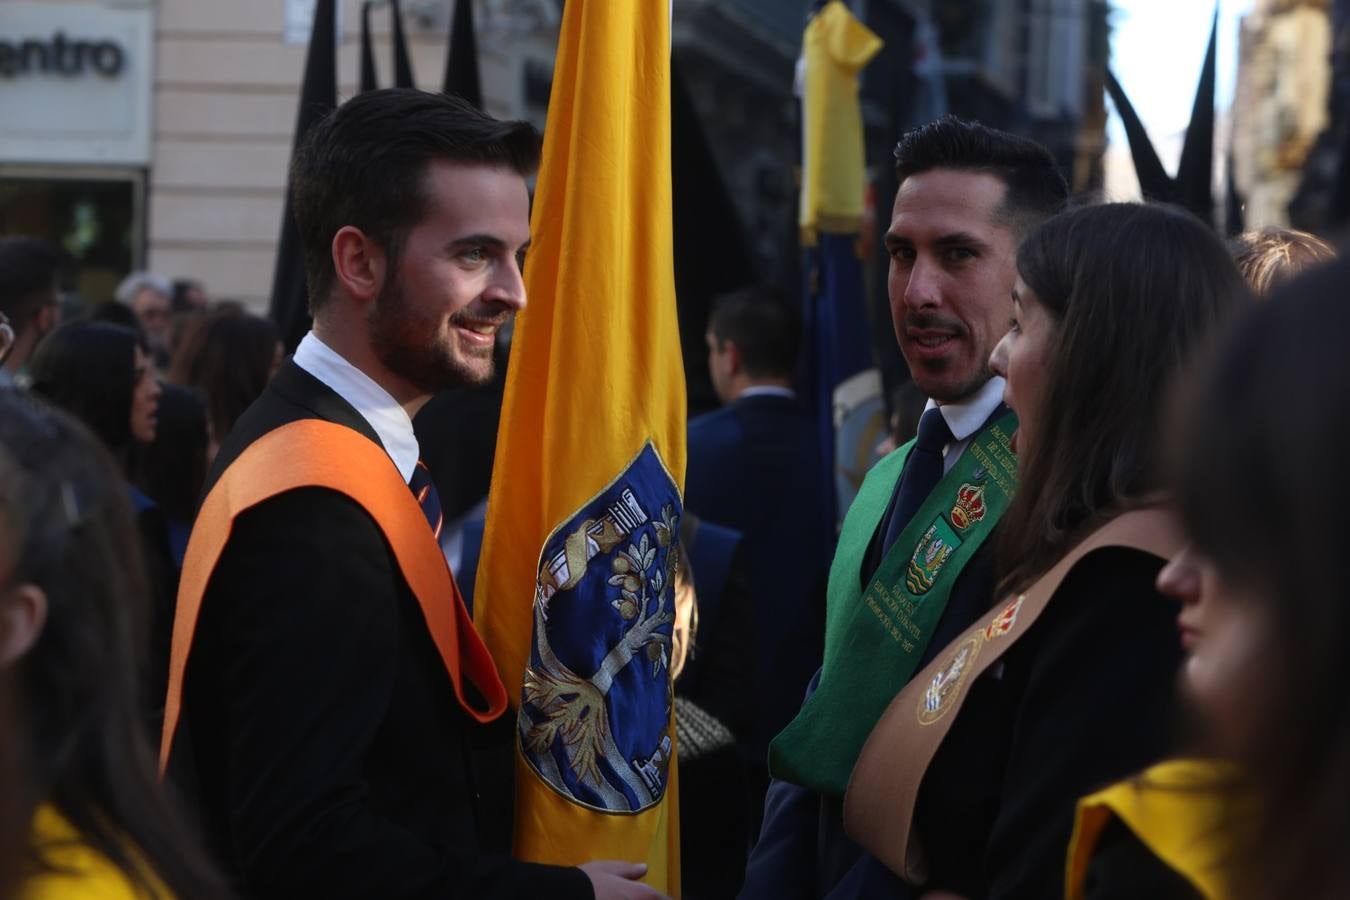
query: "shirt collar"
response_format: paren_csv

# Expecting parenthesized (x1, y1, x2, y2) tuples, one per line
(925, 375, 1006, 443)
(737, 385, 797, 401)
(292, 331, 420, 482)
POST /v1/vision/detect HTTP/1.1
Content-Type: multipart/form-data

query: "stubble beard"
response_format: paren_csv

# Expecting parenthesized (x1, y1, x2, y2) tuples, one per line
(368, 274, 495, 394)
(916, 364, 992, 405)
(906, 343, 994, 404)
(898, 312, 993, 404)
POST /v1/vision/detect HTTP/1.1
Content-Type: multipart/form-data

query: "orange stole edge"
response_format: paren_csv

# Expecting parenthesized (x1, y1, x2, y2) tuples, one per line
(158, 418, 507, 776)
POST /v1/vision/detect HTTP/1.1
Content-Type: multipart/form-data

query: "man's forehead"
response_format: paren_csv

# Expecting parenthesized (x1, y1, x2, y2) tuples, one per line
(424, 159, 530, 214)
(888, 169, 1010, 241)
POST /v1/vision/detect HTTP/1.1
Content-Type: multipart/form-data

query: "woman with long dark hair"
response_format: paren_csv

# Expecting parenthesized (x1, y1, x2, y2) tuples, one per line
(0, 393, 230, 899)
(1138, 257, 1349, 899)
(1063, 225, 1342, 900)
(28, 322, 176, 724)
(169, 308, 281, 459)
(841, 203, 1249, 897)
(28, 322, 161, 464)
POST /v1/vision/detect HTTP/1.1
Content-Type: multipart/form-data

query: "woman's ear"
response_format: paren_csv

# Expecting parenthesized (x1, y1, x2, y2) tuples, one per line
(0, 585, 47, 668)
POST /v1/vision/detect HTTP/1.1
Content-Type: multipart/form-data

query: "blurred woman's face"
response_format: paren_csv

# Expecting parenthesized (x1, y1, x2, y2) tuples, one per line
(987, 277, 1054, 467)
(1157, 544, 1270, 755)
(129, 346, 162, 444)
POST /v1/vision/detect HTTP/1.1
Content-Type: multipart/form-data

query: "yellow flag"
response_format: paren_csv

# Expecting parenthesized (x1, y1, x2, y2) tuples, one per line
(799, 0, 883, 243)
(474, 0, 683, 891)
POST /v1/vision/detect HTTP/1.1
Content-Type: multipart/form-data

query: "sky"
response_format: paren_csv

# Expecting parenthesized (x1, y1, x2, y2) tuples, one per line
(1106, 0, 1256, 181)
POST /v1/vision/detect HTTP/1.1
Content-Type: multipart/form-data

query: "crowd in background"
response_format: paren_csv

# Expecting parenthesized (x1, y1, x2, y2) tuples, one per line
(0, 110, 1349, 900)
(0, 245, 284, 737)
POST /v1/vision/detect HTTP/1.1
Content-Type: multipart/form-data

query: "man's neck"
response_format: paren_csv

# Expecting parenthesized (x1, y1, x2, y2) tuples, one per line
(928, 376, 1006, 443)
(312, 320, 429, 420)
(729, 376, 793, 401)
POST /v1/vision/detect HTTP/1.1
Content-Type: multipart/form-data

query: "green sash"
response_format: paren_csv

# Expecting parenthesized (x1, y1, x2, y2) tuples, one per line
(768, 412, 1017, 796)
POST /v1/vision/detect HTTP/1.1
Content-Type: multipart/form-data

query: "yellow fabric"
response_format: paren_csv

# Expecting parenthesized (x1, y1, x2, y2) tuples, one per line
(1066, 759, 1236, 900)
(21, 804, 173, 900)
(474, 0, 684, 891)
(799, 0, 883, 244)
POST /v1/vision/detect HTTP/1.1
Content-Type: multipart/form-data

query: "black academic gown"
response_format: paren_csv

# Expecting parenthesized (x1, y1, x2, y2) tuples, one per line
(168, 360, 592, 900)
(818, 547, 1183, 899)
(901, 546, 1183, 898)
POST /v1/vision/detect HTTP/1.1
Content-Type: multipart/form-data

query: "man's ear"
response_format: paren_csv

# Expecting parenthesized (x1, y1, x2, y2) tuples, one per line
(0, 584, 47, 668)
(331, 226, 387, 304)
(723, 339, 743, 377)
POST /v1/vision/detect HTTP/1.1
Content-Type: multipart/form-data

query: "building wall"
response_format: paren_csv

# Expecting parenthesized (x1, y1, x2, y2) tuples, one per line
(149, 0, 547, 310)
(1231, 0, 1331, 227)
(671, 2, 798, 279)
(930, 0, 1102, 186)
(6, 0, 1102, 312)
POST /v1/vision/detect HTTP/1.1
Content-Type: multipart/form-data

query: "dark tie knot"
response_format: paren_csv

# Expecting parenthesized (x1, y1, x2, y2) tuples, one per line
(873, 407, 954, 565)
(409, 460, 444, 540)
(915, 407, 953, 454)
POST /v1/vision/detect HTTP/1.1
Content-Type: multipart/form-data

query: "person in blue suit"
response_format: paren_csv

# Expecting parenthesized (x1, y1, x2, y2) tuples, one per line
(685, 287, 835, 841)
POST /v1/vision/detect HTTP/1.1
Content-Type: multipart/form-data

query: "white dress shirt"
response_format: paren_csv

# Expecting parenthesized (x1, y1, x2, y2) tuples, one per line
(926, 375, 1006, 473)
(292, 331, 420, 482)
(736, 385, 797, 401)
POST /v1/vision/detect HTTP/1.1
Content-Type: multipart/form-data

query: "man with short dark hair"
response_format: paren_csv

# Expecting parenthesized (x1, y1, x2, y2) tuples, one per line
(162, 89, 658, 900)
(0, 236, 63, 387)
(685, 287, 834, 875)
(740, 116, 1068, 899)
(702, 289, 802, 405)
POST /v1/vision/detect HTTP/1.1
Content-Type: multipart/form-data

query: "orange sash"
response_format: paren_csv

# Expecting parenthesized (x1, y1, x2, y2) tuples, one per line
(158, 419, 508, 774)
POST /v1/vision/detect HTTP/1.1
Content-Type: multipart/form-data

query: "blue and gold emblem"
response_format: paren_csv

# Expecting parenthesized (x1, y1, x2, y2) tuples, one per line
(905, 518, 961, 595)
(519, 442, 680, 813)
(918, 634, 981, 725)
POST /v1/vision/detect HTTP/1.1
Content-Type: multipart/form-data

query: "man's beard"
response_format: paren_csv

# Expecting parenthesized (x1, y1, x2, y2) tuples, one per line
(367, 272, 496, 394)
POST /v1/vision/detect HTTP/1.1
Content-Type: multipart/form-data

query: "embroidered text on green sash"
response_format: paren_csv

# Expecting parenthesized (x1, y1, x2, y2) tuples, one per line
(768, 412, 1018, 796)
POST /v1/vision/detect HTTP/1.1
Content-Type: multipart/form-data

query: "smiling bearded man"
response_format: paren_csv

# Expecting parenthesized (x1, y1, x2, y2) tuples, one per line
(158, 90, 662, 900)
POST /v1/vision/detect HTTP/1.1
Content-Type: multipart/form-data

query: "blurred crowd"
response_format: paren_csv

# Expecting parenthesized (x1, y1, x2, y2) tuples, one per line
(0, 246, 284, 733)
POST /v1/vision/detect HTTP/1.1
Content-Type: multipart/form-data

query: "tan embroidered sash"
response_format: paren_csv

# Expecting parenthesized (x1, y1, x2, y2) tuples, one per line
(841, 506, 1184, 882)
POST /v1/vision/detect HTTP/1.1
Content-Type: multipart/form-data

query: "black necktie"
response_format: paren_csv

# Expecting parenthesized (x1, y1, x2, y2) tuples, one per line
(880, 407, 954, 556)
(409, 460, 444, 541)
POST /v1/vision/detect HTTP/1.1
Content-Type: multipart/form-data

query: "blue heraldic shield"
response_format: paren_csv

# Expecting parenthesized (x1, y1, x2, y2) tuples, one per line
(519, 442, 681, 813)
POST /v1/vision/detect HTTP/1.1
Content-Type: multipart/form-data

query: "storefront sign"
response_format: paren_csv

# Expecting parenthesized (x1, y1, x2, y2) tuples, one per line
(0, 3, 153, 166)
(0, 33, 128, 78)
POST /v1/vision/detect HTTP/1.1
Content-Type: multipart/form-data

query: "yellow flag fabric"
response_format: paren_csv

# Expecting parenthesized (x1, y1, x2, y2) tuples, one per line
(1066, 758, 1240, 900)
(474, 0, 683, 891)
(799, 0, 883, 244)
